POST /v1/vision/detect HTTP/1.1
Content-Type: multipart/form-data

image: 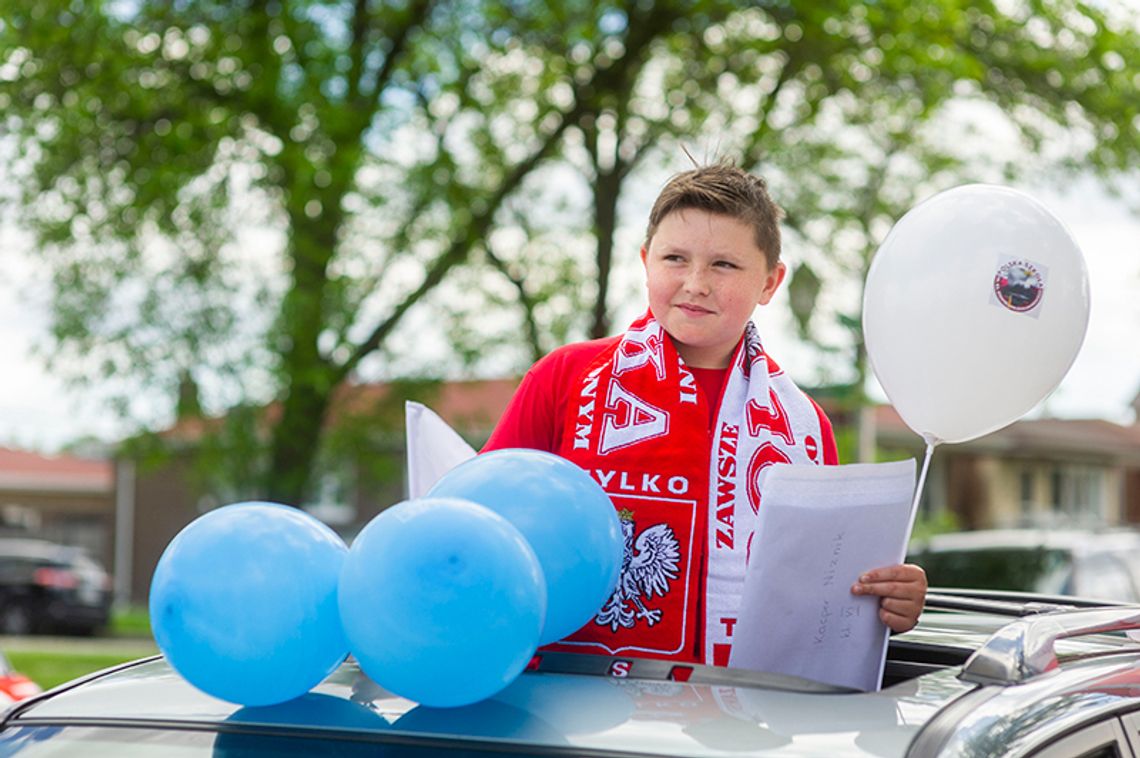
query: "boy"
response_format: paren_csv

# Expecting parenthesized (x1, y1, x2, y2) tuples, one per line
(484, 163, 926, 666)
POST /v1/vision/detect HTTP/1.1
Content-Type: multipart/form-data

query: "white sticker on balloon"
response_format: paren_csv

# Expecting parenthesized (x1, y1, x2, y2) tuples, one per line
(991, 257, 1048, 318)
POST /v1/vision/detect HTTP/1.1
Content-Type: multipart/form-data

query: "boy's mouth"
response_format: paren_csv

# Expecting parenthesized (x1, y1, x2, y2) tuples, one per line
(676, 303, 714, 316)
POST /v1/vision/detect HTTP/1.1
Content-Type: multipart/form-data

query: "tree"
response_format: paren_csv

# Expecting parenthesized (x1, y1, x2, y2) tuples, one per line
(3, 0, 1137, 505)
(727, 0, 1140, 457)
(451, 0, 1140, 461)
(0, 0, 699, 503)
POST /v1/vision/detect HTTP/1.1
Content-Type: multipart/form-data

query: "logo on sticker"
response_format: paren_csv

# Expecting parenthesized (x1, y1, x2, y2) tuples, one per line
(993, 259, 1044, 313)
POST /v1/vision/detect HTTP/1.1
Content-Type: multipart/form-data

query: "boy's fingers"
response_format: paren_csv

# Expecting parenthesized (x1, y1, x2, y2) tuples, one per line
(850, 564, 927, 633)
(880, 608, 919, 633)
(851, 580, 925, 600)
(879, 597, 919, 616)
(852, 580, 905, 597)
(859, 564, 927, 585)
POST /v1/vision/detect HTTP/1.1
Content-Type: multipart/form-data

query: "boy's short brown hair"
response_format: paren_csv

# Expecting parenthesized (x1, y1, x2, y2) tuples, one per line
(645, 163, 784, 268)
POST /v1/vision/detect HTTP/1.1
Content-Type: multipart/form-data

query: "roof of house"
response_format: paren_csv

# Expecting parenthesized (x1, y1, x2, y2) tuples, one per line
(873, 406, 1140, 463)
(159, 378, 523, 445)
(153, 377, 1140, 465)
(0, 447, 115, 495)
(338, 379, 520, 438)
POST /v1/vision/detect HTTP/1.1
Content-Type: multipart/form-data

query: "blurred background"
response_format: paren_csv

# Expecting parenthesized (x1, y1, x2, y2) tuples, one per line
(0, 0, 1139, 692)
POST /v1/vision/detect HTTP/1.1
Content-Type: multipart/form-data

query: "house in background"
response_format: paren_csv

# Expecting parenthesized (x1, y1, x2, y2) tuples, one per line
(0, 447, 116, 568)
(868, 403, 1140, 530)
(114, 379, 519, 605)
(5, 382, 1140, 607)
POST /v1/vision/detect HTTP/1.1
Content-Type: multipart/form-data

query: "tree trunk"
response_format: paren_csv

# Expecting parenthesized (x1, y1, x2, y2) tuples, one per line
(264, 195, 339, 504)
(590, 167, 622, 339)
(265, 374, 335, 505)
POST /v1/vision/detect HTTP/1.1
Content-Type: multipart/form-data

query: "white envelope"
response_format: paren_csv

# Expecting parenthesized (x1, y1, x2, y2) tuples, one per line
(728, 459, 917, 692)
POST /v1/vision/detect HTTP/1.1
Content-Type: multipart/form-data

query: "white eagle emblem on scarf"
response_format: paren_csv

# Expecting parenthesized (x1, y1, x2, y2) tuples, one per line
(595, 510, 681, 631)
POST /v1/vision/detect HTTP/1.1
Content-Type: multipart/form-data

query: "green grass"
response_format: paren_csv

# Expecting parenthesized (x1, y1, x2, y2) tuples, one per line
(3, 609, 159, 691)
(109, 606, 153, 638)
(6, 648, 155, 690)
(4, 606, 158, 690)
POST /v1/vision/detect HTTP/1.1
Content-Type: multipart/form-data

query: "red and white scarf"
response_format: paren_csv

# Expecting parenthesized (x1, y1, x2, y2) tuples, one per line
(548, 312, 828, 665)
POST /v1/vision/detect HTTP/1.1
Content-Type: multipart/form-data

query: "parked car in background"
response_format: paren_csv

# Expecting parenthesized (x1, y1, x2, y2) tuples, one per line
(0, 538, 112, 636)
(3, 591, 1140, 756)
(909, 528, 1140, 603)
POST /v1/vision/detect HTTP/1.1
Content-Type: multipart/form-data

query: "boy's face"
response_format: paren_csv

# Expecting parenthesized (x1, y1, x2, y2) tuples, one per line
(641, 209, 785, 369)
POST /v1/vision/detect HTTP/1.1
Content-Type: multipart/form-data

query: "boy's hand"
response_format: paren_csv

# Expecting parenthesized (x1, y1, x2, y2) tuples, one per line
(850, 563, 928, 633)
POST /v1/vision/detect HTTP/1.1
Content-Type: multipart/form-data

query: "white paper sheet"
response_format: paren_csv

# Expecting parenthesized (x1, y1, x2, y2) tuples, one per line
(404, 401, 477, 499)
(727, 459, 917, 692)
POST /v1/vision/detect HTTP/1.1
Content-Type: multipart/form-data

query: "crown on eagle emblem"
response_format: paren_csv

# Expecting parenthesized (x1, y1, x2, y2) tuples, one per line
(617, 508, 635, 522)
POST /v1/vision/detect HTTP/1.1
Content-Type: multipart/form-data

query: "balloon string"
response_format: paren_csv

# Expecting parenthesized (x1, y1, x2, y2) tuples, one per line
(912, 440, 935, 515)
(902, 439, 937, 561)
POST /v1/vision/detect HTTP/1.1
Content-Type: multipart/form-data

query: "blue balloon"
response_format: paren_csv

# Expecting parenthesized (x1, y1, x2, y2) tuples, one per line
(428, 449, 622, 644)
(149, 502, 349, 706)
(338, 497, 545, 708)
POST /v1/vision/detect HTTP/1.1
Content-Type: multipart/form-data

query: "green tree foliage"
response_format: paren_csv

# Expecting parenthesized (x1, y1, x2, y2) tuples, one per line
(0, 0, 703, 503)
(483, 2, 1140, 396)
(2, 0, 1138, 500)
(449, 1, 1140, 461)
(731, 0, 1140, 417)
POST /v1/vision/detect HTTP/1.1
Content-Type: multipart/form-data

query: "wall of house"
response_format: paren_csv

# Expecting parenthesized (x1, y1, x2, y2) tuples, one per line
(944, 454, 988, 529)
(975, 456, 1017, 528)
(125, 453, 206, 605)
(975, 458, 1124, 528)
(1127, 469, 1140, 523)
(121, 444, 411, 604)
(0, 489, 115, 568)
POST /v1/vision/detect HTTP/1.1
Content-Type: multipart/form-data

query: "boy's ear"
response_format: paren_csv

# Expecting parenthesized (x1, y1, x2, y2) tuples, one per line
(639, 245, 649, 268)
(756, 261, 787, 306)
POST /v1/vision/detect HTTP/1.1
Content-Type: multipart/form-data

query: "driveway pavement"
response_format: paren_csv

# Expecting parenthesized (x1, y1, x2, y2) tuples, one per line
(0, 635, 157, 656)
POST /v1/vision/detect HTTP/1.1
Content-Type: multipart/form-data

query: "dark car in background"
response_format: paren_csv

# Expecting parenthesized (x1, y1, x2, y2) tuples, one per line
(0, 538, 112, 636)
(909, 528, 1140, 603)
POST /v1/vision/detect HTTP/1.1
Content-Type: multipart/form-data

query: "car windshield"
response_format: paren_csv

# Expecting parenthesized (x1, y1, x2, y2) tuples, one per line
(916, 547, 1072, 595)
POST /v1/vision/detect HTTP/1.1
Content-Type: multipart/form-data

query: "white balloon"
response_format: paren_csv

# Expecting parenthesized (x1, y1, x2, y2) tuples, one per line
(863, 184, 1090, 444)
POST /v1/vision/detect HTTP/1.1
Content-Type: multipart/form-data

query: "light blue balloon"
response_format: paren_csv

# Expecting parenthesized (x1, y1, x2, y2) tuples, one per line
(149, 502, 349, 706)
(339, 497, 545, 708)
(428, 449, 622, 645)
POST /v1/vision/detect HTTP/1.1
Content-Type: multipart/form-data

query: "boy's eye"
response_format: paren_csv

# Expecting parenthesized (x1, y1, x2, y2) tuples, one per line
(714, 260, 740, 269)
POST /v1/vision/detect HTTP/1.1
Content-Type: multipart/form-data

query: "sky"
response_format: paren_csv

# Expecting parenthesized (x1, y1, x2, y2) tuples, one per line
(2, 173, 1137, 455)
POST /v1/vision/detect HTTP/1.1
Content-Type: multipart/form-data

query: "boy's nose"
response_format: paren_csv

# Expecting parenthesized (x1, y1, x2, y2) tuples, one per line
(683, 268, 710, 295)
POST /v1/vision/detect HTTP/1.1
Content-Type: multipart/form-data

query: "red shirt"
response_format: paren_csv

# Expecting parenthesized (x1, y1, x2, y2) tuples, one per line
(484, 338, 837, 464)
(483, 338, 619, 454)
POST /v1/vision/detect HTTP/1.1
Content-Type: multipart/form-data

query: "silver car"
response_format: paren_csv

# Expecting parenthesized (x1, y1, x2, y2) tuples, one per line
(909, 528, 1140, 603)
(2, 592, 1140, 756)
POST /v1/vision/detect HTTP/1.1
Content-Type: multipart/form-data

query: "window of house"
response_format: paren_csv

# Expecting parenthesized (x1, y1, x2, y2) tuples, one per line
(0, 503, 41, 531)
(1048, 464, 1106, 524)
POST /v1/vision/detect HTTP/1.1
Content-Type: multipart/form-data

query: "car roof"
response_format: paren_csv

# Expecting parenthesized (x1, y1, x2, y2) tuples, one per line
(4, 655, 978, 757)
(7, 602, 1140, 758)
(0, 538, 79, 560)
(912, 528, 1140, 555)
